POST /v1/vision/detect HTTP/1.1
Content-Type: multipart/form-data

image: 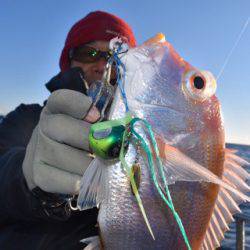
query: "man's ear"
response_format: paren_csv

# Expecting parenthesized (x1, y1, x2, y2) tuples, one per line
(71, 60, 83, 68)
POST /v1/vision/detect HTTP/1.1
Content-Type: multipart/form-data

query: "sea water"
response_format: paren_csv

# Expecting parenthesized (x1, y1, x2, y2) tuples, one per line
(220, 143, 250, 249)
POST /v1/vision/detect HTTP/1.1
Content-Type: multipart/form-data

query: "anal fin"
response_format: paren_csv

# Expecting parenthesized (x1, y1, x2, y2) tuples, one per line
(201, 150, 250, 250)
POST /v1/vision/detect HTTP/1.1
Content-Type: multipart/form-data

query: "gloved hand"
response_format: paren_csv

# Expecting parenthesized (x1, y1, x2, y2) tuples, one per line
(22, 89, 100, 195)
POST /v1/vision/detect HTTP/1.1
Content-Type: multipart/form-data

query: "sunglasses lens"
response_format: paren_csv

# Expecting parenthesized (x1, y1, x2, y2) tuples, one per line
(87, 49, 98, 58)
(75, 47, 99, 63)
(72, 46, 111, 63)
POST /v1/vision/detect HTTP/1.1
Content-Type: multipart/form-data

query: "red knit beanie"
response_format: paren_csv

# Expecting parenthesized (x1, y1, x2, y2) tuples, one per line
(59, 11, 136, 72)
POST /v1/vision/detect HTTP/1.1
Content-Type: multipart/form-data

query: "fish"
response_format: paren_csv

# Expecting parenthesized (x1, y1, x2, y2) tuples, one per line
(78, 33, 250, 250)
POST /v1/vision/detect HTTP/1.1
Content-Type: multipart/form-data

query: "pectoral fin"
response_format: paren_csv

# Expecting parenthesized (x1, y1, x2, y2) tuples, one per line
(158, 143, 250, 202)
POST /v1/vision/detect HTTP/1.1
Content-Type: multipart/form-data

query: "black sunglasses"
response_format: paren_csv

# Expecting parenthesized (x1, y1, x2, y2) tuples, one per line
(69, 45, 113, 63)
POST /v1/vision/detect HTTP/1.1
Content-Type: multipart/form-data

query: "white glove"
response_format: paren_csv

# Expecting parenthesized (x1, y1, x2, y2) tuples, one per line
(22, 89, 100, 195)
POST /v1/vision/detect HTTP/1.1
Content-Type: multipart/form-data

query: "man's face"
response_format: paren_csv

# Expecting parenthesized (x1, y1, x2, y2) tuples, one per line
(71, 40, 114, 86)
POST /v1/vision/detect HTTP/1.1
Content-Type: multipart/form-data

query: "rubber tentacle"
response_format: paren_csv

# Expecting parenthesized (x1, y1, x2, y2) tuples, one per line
(119, 127, 155, 240)
(130, 118, 191, 250)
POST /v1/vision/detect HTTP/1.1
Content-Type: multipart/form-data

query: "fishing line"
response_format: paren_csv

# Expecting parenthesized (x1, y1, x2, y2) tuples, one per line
(113, 50, 130, 112)
(216, 16, 250, 81)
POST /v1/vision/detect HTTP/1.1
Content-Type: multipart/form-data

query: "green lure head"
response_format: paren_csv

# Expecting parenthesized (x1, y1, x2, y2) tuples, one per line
(89, 118, 131, 159)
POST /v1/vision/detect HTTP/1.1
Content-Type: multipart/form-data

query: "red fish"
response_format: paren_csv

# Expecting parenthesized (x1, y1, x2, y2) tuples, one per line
(78, 34, 249, 250)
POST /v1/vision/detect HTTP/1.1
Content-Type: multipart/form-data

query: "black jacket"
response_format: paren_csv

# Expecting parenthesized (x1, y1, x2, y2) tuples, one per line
(0, 68, 98, 250)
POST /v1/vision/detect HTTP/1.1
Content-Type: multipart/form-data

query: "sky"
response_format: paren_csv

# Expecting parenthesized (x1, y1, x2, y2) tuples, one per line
(0, 0, 249, 145)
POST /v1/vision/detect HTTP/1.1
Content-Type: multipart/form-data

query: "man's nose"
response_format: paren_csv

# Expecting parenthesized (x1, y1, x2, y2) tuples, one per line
(94, 58, 108, 72)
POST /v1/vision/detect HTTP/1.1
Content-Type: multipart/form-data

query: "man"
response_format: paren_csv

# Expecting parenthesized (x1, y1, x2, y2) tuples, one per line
(0, 11, 136, 250)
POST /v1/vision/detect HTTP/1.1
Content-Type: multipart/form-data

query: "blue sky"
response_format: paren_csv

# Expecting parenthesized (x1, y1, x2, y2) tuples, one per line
(0, 1, 249, 144)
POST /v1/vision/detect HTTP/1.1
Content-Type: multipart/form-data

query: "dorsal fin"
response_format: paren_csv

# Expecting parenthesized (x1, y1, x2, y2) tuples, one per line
(201, 150, 249, 249)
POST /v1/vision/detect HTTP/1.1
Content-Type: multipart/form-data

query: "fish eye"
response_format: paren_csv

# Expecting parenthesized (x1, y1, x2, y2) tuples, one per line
(193, 76, 205, 90)
(182, 70, 217, 102)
